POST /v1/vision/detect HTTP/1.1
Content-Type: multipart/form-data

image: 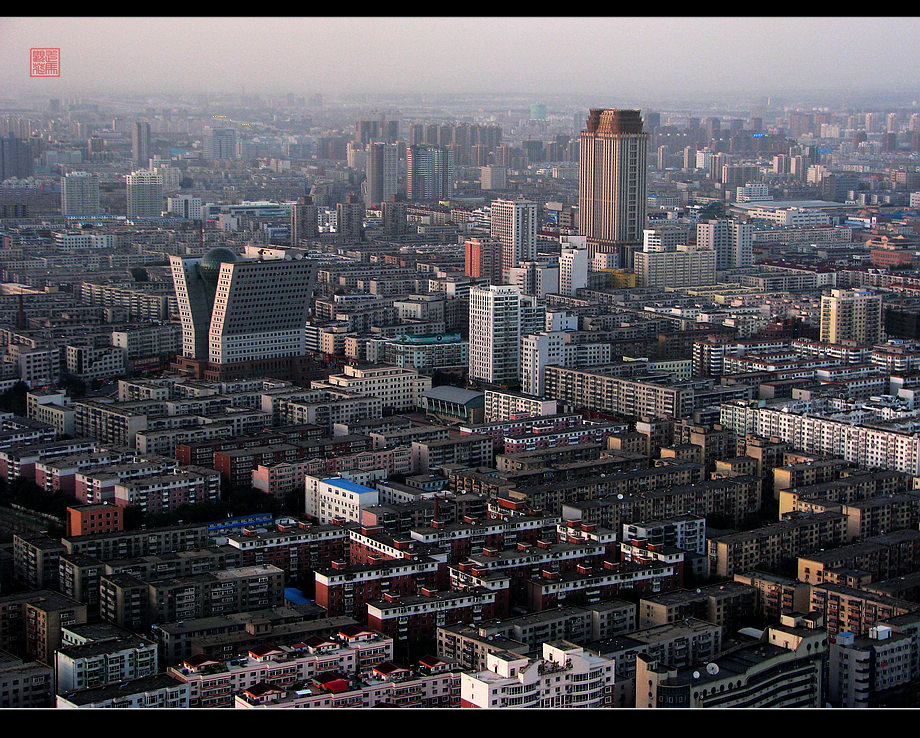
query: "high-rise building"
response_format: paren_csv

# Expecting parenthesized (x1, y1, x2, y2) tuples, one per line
(406, 145, 453, 201)
(578, 109, 649, 259)
(170, 249, 317, 365)
(61, 172, 100, 217)
(480, 165, 507, 191)
(469, 284, 522, 386)
(166, 195, 202, 221)
(0, 134, 34, 180)
(695, 219, 753, 269)
(820, 289, 883, 345)
(364, 142, 398, 207)
(490, 198, 537, 278)
(336, 201, 365, 240)
(380, 200, 408, 236)
(125, 170, 163, 219)
(290, 196, 319, 244)
(633, 245, 717, 289)
(204, 128, 238, 160)
(559, 239, 589, 296)
(131, 122, 151, 166)
(464, 238, 503, 284)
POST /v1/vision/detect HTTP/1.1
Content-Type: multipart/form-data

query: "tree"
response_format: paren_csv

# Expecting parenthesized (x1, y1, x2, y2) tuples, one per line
(129, 267, 149, 282)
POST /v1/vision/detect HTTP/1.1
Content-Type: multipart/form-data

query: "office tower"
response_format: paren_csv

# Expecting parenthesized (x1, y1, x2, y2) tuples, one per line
(578, 109, 649, 257)
(131, 122, 151, 166)
(0, 134, 34, 180)
(682, 147, 697, 171)
(464, 238, 503, 284)
(406, 145, 453, 201)
(820, 289, 883, 345)
(204, 127, 237, 160)
(125, 170, 163, 219)
(380, 200, 408, 236)
(291, 196, 319, 244)
(364, 142, 398, 207)
(480, 165, 507, 191)
(166, 195, 202, 221)
(170, 250, 317, 365)
(61, 171, 100, 217)
(336, 201, 365, 240)
(559, 241, 589, 296)
(490, 198, 537, 278)
(696, 219, 753, 269)
(633, 245, 717, 289)
(469, 284, 522, 386)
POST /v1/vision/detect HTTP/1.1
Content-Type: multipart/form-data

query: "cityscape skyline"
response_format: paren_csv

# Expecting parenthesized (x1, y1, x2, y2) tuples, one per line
(2, 17, 920, 101)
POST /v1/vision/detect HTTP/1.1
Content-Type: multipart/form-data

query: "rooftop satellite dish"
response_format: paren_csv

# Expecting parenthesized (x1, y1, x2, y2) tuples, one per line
(617, 494, 624, 500)
(706, 663, 720, 676)
(692, 671, 701, 679)
(696, 588, 702, 594)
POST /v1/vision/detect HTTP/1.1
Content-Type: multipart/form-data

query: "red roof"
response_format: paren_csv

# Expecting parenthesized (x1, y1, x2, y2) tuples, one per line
(248, 645, 282, 658)
(321, 678, 351, 694)
(183, 654, 219, 668)
(245, 682, 284, 698)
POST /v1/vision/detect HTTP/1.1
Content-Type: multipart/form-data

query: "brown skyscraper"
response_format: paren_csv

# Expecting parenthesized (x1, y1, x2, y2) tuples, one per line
(578, 109, 649, 262)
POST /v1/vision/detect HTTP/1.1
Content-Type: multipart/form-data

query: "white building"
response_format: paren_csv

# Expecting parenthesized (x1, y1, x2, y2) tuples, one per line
(55, 637, 158, 693)
(61, 172, 100, 217)
(490, 198, 538, 278)
(460, 641, 615, 708)
(126, 170, 163, 219)
(559, 242, 589, 296)
(304, 476, 379, 524)
(720, 400, 920, 476)
(695, 219, 753, 269)
(633, 245, 717, 289)
(314, 364, 432, 413)
(469, 284, 522, 386)
(166, 195, 203, 221)
(521, 332, 612, 396)
(828, 627, 913, 708)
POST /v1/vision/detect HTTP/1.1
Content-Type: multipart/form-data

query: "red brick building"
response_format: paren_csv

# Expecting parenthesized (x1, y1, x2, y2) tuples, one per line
(66, 503, 124, 537)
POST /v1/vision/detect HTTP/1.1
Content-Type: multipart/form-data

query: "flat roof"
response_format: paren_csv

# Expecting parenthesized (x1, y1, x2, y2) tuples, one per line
(322, 477, 377, 495)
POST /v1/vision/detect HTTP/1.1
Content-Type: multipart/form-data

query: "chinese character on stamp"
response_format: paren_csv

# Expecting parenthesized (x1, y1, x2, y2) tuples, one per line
(30, 48, 60, 77)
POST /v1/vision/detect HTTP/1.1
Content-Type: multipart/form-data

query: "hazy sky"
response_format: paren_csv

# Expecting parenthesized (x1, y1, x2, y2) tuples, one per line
(2, 17, 919, 99)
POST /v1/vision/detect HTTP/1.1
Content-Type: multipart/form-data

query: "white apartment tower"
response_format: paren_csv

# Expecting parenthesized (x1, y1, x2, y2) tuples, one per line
(559, 241, 589, 296)
(695, 219, 753, 269)
(820, 289, 883, 345)
(125, 170, 163, 219)
(469, 284, 522, 386)
(490, 198, 538, 279)
(61, 171, 100, 217)
(633, 245, 717, 289)
(166, 195, 202, 221)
